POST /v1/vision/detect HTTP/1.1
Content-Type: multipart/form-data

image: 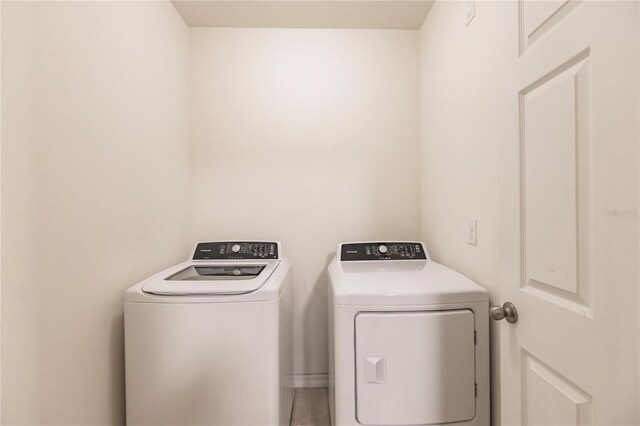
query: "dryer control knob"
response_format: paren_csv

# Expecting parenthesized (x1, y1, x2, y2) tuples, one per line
(378, 245, 388, 254)
(231, 244, 241, 253)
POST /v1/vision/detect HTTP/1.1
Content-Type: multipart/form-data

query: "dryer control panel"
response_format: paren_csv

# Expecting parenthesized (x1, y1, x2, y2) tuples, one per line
(340, 242, 426, 261)
(193, 241, 279, 260)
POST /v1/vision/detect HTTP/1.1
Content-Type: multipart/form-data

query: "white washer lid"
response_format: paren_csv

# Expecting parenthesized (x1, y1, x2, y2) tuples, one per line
(328, 259, 488, 306)
(142, 260, 280, 295)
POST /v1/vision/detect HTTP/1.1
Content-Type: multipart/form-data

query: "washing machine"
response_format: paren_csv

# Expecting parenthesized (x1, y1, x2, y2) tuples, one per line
(125, 241, 294, 426)
(328, 241, 489, 426)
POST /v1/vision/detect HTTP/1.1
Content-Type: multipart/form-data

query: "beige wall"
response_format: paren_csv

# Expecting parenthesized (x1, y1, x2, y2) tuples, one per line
(189, 28, 422, 378)
(1, 1, 190, 424)
(419, 1, 517, 423)
(1, 1, 517, 422)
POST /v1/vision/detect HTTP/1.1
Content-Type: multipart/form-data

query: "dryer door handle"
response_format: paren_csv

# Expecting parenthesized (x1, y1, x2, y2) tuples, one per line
(364, 356, 386, 384)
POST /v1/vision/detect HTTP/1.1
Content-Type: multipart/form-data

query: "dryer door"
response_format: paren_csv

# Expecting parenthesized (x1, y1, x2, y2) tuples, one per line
(355, 310, 476, 425)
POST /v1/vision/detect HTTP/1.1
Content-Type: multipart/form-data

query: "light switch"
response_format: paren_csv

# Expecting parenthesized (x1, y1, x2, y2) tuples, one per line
(467, 220, 477, 246)
(465, 0, 475, 26)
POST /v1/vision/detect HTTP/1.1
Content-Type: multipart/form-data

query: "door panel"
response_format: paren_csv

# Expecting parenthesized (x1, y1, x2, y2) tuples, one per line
(355, 310, 475, 426)
(501, 2, 640, 425)
(520, 0, 582, 53)
(523, 351, 592, 426)
(521, 50, 592, 316)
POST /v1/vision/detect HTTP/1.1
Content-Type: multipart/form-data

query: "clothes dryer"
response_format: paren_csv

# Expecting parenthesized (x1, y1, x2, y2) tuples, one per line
(328, 241, 489, 426)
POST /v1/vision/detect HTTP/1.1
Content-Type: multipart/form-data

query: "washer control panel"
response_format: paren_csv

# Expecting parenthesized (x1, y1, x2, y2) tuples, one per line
(340, 242, 426, 261)
(193, 241, 279, 260)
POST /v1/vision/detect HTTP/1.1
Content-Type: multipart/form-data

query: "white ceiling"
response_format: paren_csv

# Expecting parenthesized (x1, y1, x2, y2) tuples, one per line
(171, 1, 434, 29)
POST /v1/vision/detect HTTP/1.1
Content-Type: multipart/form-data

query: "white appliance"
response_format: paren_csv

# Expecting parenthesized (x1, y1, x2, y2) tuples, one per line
(125, 241, 294, 426)
(328, 241, 489, 426)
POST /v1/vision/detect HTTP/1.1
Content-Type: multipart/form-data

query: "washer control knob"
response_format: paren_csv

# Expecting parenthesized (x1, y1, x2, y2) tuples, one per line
(231, 244, 241, 253)
(378, 245, 388, 254)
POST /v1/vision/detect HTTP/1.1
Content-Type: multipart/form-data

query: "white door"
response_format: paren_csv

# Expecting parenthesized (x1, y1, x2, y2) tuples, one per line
(499, 2, 640, 425)
(355, 310, 476, 426)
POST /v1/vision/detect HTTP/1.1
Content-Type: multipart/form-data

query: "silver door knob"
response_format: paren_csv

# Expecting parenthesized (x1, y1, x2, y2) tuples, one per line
(490, 302, 518, 324)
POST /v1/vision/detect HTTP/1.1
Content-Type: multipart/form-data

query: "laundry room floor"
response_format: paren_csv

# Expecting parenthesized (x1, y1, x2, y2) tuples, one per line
(291, 388, 330, 426)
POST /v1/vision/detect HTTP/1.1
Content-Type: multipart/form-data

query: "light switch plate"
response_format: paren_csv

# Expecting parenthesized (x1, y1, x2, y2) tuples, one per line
(465, 0, 475, 26)
(467, 220, 477, 246)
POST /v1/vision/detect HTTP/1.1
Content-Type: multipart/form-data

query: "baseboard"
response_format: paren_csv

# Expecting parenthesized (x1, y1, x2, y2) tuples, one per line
(293, 374, 328, 388)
